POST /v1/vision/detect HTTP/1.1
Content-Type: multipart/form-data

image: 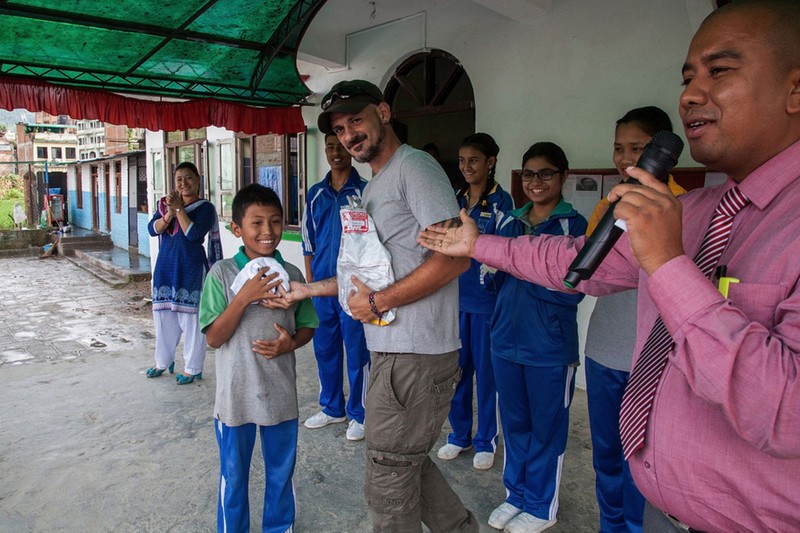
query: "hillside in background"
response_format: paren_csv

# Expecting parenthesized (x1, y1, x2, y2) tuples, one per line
(0, 109, 35, 129)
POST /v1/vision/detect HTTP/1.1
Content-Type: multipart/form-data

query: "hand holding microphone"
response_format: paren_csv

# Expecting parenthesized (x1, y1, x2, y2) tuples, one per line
(563, 131, 684, 288)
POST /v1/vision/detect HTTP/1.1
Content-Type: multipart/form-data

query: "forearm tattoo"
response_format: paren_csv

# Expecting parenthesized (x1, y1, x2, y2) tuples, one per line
(316, 277, 337, 289)
(432, 217, 462, 229)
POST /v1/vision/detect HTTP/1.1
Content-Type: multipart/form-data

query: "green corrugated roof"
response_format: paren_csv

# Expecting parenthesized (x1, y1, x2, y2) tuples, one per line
(0, 0, 325, 106)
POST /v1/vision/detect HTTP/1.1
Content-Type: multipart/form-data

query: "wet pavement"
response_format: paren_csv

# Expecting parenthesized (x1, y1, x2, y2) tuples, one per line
(0, 255, 599, 532)
(0, 256, 154, 366)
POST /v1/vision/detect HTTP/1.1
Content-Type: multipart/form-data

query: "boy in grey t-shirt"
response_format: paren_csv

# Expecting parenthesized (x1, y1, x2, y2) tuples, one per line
(199, 184, 318, 533)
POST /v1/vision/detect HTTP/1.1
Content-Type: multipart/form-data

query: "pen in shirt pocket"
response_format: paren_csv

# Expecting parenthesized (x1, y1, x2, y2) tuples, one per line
(715, 265, 739, 298)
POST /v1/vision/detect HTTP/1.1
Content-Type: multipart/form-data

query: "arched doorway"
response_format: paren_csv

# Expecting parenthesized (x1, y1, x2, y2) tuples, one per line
(384, 50, 475, 190)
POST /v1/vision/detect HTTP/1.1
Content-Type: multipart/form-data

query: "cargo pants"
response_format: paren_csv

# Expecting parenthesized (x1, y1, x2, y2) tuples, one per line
(364, 351, 479, 532)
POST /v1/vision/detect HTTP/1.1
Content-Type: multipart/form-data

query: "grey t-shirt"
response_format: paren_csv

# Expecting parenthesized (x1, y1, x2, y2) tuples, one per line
(362, 144, 460, 354)
(584, 289, 638, 372)
(204, 257, 305, 427)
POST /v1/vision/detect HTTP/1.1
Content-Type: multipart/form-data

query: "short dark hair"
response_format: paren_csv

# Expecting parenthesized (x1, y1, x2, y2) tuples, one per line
(174, 161, 200, 177)
(522, 142, 569, 171)
(232, 184, 283, 225)
(616, 106, 673, 137)
(709, 0, 800, 70)
(422, 142, 439, 152)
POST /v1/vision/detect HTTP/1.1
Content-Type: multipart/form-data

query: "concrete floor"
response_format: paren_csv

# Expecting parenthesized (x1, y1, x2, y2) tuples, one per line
(0, 256, 599, 532)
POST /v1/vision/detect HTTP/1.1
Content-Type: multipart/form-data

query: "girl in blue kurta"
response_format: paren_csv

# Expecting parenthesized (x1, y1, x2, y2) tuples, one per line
(437, 133, 513, 471)
(485, 143, 587, 533)
(146, 161, 222, 384)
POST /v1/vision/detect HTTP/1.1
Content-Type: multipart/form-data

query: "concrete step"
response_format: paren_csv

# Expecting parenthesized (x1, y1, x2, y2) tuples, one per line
(65, 252, 131, 288)
(65, 249, 151, 287)
(58, 234, 114, 256)
(0, 246, 43, 258)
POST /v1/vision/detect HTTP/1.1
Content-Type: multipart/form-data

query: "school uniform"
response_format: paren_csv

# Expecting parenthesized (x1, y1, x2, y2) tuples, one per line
(446, 184, 513, 453)
(487, 199, 587, 521)
(301, 169, 370, 423)
(199, 247, 318, 532)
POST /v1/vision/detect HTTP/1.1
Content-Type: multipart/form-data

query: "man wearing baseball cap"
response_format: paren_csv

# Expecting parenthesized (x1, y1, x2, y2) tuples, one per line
(290, 79, 478, 531)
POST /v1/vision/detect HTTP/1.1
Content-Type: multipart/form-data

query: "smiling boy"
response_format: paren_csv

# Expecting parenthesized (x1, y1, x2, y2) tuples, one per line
(198, 184, 318, 532)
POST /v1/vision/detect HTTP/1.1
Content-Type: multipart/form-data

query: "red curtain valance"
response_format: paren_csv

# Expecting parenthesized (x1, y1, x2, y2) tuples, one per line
(0, 77, 306, 135)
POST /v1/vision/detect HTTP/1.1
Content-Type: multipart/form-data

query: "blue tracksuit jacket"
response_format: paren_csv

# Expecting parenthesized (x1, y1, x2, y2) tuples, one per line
(457, 183, 514, 313)
(487, 198, 587, 367)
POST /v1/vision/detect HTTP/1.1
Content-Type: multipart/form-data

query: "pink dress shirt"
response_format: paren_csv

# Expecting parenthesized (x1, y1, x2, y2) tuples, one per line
(474, 139, 800, 532)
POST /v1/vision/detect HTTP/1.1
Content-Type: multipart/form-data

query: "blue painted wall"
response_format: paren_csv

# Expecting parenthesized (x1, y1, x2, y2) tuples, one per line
(109, 194, 129, 249)
(98, 193, 109, 233)
(68, 189, 94, 230)
(138, 213, 151, 257)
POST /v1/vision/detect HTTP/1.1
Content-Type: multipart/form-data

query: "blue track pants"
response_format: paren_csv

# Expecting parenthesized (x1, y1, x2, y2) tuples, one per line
(585, 357, 644, 533)
(215, 419, 298, 533)
(311, 296, 370, 423)
(493, 357, 574, 520)
(446, 311, 498, 452)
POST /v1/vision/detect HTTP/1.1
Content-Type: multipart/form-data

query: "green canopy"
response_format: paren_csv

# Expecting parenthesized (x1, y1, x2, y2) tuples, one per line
(0, 0, 326, 133)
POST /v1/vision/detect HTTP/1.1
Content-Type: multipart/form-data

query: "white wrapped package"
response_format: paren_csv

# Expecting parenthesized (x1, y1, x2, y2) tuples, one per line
(337, 196, 396, 325)
(230, 256, 291, 304)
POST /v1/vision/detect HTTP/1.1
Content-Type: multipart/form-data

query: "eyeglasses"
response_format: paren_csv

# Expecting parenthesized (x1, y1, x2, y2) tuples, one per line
(321, 83, 372, 111)
(520, 169, 561, 182)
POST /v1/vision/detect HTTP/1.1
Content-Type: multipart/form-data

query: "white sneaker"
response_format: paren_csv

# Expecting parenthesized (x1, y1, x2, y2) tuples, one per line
(346, 420, 365, 441)
(473, 451, 495, 470)
(488, 502, 522, 530)
(503, 512, 556, 533)
(436, 443, 473, 460)
(303, 411, 347, 429)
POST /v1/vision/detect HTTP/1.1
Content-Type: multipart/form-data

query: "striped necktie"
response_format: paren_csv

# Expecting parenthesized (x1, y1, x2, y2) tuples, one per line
(619, 186, 750, 459)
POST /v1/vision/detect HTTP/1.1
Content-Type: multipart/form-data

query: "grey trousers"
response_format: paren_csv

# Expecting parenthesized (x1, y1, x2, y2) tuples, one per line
(364, 351, 478, 533)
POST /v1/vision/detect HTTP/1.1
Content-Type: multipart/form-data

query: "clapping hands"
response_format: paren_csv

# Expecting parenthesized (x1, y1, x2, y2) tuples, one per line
(166, 189, 184, 214)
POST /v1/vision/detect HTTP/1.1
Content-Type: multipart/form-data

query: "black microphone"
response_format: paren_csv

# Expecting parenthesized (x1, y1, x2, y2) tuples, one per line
(563, 131, 684, 288)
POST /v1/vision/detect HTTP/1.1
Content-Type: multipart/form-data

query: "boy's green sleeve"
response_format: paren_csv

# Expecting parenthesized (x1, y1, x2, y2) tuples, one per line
(199, 275, 228, 333)
(294, 296, 319, 330)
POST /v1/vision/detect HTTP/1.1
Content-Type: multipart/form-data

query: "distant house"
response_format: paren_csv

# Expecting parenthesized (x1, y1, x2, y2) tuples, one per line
(66, 151, 149, 256)
(15, 119, 78, 224)
(75, 119, 145, 161)
(22, 111, 150, 256)
(0, 137, 15, 167)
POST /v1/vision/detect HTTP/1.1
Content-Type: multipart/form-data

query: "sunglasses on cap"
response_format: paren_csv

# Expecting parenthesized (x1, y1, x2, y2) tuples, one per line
(321, 82, 381, 111)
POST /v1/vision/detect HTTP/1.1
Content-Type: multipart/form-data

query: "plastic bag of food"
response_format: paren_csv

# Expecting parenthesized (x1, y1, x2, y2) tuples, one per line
(337, 196, 396, 325)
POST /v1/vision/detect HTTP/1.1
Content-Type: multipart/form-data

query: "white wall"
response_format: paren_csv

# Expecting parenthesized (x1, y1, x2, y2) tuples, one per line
(297, 0, 715, 387)
(300, 0, 713, 188)
(145, 129, 163, 267)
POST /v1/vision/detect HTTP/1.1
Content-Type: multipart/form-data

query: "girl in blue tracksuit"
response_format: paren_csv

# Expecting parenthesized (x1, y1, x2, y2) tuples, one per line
(485, 142, 587, 533)
(438, 133, 513, 471)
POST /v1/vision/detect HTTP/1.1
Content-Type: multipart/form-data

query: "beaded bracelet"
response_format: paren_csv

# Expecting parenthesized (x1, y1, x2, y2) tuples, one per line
(368, 291, 383, 321)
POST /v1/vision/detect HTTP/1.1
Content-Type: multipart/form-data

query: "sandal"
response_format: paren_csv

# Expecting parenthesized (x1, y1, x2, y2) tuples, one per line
(176, 372, 202, 385)
(146, 362, 175, 378)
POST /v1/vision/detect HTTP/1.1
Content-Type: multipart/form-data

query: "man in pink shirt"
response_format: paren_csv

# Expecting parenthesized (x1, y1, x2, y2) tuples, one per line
(419, 1, 800, 531)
